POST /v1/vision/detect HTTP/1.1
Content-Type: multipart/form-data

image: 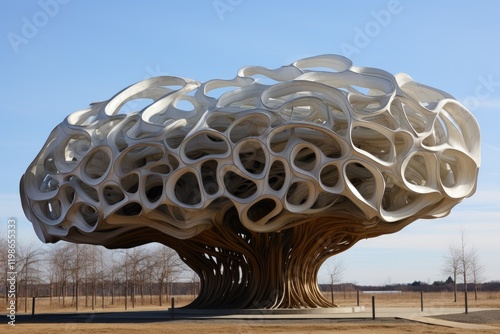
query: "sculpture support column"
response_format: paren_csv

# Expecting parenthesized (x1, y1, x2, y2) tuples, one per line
(172, 208, 408, 309)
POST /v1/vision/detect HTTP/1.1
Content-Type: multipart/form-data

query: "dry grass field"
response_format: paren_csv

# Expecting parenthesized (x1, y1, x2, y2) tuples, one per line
(2, 294, 197, 315)
(8, 321, 499, 334)
(3, 291, 500, 333)
(334, 290, 500, 308)
(4, 290, 499, 314)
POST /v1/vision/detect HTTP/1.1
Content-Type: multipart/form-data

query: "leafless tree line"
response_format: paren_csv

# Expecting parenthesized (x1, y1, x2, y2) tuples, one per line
(0, 235, 196, 311)
(442, 227, 484, 313)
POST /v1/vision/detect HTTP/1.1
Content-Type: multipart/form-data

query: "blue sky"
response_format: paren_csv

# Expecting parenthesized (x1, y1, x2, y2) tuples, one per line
(1, 0, 499, 285)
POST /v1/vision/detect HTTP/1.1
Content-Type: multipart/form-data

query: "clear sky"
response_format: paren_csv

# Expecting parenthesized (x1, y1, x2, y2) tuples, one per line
(1, 0, 499, 285)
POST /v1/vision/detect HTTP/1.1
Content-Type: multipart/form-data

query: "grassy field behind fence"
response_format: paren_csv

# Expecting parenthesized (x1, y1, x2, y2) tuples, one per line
(1, 291, 499, 315)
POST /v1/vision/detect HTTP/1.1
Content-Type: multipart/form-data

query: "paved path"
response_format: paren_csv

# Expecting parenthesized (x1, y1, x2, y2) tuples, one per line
(399, 315, 497, 330)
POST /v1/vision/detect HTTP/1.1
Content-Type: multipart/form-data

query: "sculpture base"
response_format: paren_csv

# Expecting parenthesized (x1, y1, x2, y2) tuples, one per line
(163, 208, 410, 309)
(167, 306, 365, 317)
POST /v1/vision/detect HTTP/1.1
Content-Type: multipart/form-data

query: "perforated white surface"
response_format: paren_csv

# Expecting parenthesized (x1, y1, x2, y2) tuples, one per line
(21, 55, 480, 244)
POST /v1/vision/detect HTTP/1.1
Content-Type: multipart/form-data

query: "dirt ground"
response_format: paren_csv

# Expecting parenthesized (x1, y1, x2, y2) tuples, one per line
(7, 319, 500, 334)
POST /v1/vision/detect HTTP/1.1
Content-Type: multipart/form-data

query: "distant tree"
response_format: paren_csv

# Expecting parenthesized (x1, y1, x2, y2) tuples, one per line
(443, 244, 460, 302)
(445, 276, 454, 285)
(108, 252, 121, 305)
(190, 270, 200, 298)
(69, 244, 89, 311)
(85, 245, 100, 310)
(16, 241, 44, 312)
(95, 246, 108, 309)
(457, 228, 472, 313)
(327, 257, 346, 285)
(151, 245, 183, 306)
(48, 243, 73, 306)
(326, 257, 346, 304)
(449, 227, 483, 313)
(469, 247, 485, 301)
(0, 230, 8, 304)
(120, 247, 150, 309)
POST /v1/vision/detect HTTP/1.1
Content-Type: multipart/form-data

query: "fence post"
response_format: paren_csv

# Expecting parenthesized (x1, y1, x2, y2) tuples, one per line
(465, 290, 468, 314)
(371, 295, 375, 320)
(420, 291, 424, 312)
(31, 297, 36, 317)
(171, 297, 175, 319)
(356, 290, 360, 307)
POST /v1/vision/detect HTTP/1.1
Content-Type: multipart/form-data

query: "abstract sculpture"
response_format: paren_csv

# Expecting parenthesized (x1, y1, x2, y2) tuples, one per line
(21, 55, 480, 309)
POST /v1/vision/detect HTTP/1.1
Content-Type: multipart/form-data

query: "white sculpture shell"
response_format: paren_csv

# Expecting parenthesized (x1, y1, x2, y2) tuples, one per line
(20, 55, 480, 245)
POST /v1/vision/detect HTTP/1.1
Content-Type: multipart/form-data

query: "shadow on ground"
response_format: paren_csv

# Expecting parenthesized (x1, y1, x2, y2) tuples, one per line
(15, 311, 172, 324)
(14, 311, 408, 324)
(13, 309, 500, 326)
(430, 310, 500, 324)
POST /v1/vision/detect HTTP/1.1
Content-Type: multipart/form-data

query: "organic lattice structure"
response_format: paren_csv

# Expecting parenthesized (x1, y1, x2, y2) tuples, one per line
(21, 55, 480, 309)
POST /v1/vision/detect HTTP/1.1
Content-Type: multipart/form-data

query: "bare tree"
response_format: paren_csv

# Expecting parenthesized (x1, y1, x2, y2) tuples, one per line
(96, 246, 108, 309)
(443, 244, 460, 302)
(84, 245, 99, 310)
(47, 260, 56, 305)
(85, 245, 108, 310)
(48, 243, 73, 307)
(469, 247, 485, 301)
(120, 251, 129, 310)
(0, 229, 8, 304)
(443, 226, 485, 312)
(121, 247, 150, 309)
(108, 252, 121, 306)
(457, 228, 472, 313)
(16, 241, 44, 313)
(69, 244, 91, 311)
(454, 227, 485, 313)
(190, 270, 200, 299)
(151, 245, 183, 306)
(136, 249, 153, 306)
(325, 257, 346, 305)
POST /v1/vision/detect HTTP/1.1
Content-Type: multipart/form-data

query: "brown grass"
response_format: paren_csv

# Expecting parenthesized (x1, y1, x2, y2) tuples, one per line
(0, 294, 196, 314)
(6, 320, 500, 334)
(329, 290, 500, 309)
(3, 291, 499, 315)
(8, 321, 500, 334)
